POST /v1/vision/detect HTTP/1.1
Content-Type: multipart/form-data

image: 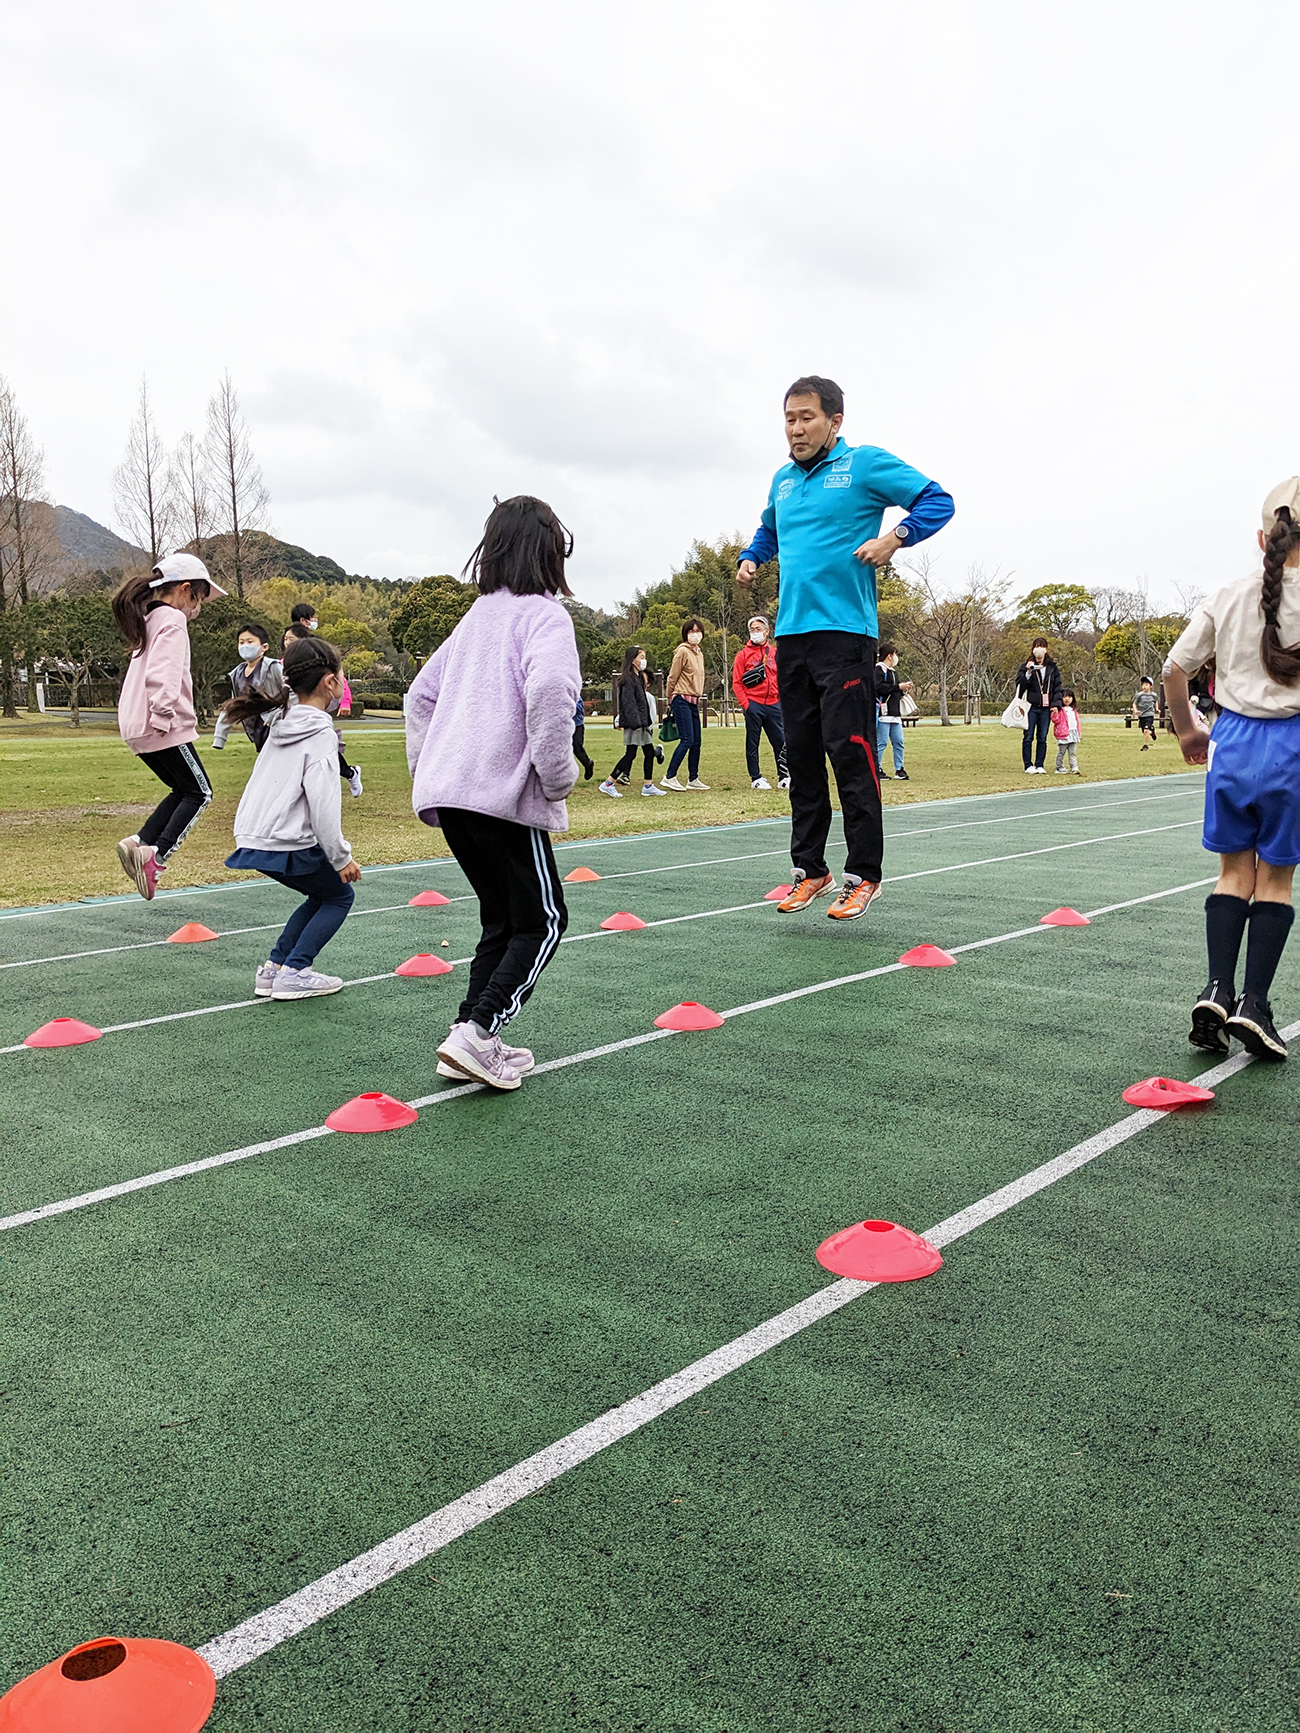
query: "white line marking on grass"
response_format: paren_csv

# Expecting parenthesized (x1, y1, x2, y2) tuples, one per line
(0, 874, 1219, 1228)
(196, 1017, 1290, 1681)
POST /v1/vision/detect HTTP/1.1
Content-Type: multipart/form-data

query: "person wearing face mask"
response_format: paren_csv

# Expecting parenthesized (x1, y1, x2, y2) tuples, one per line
(212, 623, 284, 753)
(731, 614, 789, 790)
(290, 601, 320, 633)
(600, 645, 667, 798)
(874, 643, 912, 781)
(1015, 636, 1063, 773)
(222, 635, 363, 1000)
(661, 618, 710, 790)
(285, 622, 362, 797)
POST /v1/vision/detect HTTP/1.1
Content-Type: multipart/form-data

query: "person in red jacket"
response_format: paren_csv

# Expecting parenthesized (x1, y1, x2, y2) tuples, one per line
(731, 614, 790, 790)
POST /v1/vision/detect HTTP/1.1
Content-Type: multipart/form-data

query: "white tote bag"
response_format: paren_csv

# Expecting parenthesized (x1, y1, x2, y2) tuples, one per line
(1000, 695, 1030, 729)
(898, 692, 920, 720)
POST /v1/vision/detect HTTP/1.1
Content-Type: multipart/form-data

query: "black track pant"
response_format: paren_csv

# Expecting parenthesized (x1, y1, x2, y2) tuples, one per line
(572, 726, 594, 775)
(438, 807, 569, 1035)
(137, 743, 212, 862)
(777, 630, 883, 884)
(612, 742, 655, 781)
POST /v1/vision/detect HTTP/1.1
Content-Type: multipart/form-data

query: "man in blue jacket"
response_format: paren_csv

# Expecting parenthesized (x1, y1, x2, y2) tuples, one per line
(738, 376, 954, 919)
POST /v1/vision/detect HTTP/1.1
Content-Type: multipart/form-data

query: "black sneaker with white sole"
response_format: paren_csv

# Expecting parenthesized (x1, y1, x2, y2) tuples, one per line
(1225, 992, 1288, 1061)
(1189, 979, 1234, 1055)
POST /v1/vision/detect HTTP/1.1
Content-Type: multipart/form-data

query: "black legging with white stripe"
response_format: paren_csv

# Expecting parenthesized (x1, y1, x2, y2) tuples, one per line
(437, 807, 569, 1036)
(137, 742, 213, 862)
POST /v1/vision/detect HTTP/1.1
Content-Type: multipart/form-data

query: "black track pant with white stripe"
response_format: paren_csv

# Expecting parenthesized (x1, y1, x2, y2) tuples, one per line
(136, 742, 213, 862)
(438, 807, 569, 1035)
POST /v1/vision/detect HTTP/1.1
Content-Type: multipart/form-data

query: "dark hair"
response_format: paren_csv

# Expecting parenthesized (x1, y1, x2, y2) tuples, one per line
(1062, 689, 1076, 703)
(878, 640, 896, 659)
(463, 495, 573, 598)
(290, 602, 317, 623)
(681, 617, 705, 642)
(784, 375, 844, 420)
(1140, 675, 1153, 684)
(223, 636, 342, 728)
(238, 622, 270, 646)
(1260, 506, 1300, 685)
(1031, 635, 1049, 649)
(620, 644, 645, 678)
(283, 622, 312, 648)
(111, 568, 211, 653)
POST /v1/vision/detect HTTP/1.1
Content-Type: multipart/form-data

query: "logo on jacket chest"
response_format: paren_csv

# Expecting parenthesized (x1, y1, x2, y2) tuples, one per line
(777, 478, 796, 502)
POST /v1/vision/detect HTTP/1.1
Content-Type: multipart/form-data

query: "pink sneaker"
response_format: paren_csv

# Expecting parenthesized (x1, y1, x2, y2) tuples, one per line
(436, 1022, 523, 1091)
(117, 835, 163, 901)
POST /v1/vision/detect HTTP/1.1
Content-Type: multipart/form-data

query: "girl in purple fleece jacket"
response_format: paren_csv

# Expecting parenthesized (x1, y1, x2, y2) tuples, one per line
(406, 496, 582, 1092)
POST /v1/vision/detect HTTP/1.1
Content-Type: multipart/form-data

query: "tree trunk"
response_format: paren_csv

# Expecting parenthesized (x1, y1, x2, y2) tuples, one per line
(0, 647, 16, 719)
(938, 662, 951, 724)
(69, 664, 82, 728)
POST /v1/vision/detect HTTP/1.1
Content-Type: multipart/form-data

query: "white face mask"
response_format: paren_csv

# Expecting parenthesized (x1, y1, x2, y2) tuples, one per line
(238, 642, 263, 661)
(1033, 647, 1046, 661)
(750, 630, 766, 643)
(306, 621, 319, 632)
(635, 658, 646, 671)
(687, 632, 702, 644)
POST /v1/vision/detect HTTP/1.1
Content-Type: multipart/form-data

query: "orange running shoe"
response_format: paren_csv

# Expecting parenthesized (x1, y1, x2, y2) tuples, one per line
(776, 873, 837, 912)
(827, 879, 883, 920)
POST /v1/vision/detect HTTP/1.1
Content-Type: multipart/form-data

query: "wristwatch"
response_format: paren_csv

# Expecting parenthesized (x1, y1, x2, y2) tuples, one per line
(893, 523, 910, 542)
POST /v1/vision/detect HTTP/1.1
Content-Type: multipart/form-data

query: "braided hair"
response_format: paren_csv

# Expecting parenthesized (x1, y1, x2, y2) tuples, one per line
(222, 635, 341, 727)
(1261, 507, 1300, 685)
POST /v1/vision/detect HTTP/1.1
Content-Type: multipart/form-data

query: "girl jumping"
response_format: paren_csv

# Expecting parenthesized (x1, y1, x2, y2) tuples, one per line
(223, 636, 362, 1001)
(1165, 476, 1300, 1061)
(405, 495, 582, 1091)
(113, 552, 225, 900)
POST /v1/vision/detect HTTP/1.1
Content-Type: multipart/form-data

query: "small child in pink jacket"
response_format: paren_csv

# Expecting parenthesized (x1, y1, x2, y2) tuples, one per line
(112, 553, 226, 898)
(405, 495, 581, 1092)
(1053, 688, 1082, 775)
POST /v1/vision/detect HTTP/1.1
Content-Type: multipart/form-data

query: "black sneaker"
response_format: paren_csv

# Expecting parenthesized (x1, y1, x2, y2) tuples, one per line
(583, 763, 593, 780)
(1226, 992, 1289, 1061)
(894, 768, 910, 781)
(1189, 979, 1233, 1054)
(614, 773, 630, 786)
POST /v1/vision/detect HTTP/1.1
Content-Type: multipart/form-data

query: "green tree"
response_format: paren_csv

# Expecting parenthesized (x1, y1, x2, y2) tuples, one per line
(389, 575, 477, 657)
(1094, 614, 1188, 680)
(33, 595, 119, 726)
(1014, 583, 1094, 640)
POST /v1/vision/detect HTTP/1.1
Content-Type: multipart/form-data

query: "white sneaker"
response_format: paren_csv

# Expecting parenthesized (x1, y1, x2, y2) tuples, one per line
(598, 778, 623, 798)
(752, 777, 772, 790)
(662, 777, 685, 791)
(641, 782, 667, 795)
(254, 960, 282, 997)
(437, 1025, 535, 1078)
(436, 1021, 522, 1091)
(1024, 766, 1037, 774)
(687, 778, 710, 790)
(777, 776, 791, 790)
(272, 966, 344, 999)
(348, 766, 363, 798)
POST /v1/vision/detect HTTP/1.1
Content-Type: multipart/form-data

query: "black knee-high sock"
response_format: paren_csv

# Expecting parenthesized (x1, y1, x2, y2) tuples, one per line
(1205, 893, 1250, 990)
(1242, 902, 1295, 1001)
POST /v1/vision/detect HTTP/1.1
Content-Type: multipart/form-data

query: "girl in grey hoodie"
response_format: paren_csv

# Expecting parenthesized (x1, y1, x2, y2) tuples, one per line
(223, 637, 362, 1001)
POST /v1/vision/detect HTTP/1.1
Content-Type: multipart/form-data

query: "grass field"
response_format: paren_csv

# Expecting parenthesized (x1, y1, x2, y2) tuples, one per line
(0, 714, 1188, 906)
(1, 775, 1294, 1731)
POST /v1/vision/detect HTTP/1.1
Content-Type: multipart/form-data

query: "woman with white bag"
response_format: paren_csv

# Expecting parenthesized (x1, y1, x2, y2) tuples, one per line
(1013, 637, 1063, 772)
(875, 643, 914, 780)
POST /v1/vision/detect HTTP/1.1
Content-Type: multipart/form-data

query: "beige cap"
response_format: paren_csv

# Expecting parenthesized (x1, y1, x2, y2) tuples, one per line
(149, 551, 226, 596)
(1261, 476, 1300, 531)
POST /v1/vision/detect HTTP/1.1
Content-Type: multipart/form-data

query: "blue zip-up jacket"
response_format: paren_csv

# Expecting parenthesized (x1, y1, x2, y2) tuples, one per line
(738, 438, 954, 638)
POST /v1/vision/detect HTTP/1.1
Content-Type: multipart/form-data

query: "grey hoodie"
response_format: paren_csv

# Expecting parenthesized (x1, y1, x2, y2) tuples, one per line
(231, 703, 352, 869)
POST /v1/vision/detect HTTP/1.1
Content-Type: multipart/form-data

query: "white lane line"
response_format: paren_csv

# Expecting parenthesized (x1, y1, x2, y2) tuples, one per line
(0, 875, 1216, 1231)
(195, 1020, 1283, 1682)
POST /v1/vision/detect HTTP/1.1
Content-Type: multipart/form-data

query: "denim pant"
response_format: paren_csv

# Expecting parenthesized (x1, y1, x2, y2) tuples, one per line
(1022, 706, 1052, 768)
(666, 697, 702, 780)
(744, 700, 787, 780)
(261, 860, 355, 971)
(876, 716, 904, 773)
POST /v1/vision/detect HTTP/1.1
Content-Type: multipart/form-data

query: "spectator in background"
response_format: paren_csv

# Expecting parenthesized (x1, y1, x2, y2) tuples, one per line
(600, 646, 666, 798)
(661, 617, 709, 791)
(1015, 637, 1062, 773)
(874, 642, 912, 781)
(1132, 676, 1159, 749)
(291, 601, 319, 633)
(731, 614, 789, 790)
(572, 694, 594, 780)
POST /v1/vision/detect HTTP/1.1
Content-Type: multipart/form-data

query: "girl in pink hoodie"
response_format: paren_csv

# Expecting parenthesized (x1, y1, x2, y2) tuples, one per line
(112, 553, 226, 900)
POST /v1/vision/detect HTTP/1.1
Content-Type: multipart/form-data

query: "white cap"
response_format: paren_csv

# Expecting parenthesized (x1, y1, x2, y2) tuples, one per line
(149, 551, 226, 596)
(1261, 477, 1300, 532)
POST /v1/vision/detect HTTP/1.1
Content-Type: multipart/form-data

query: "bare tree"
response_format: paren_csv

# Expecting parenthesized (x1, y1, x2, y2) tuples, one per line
(0, 375, 59, 715)
(111, 376, 176, 561)
(171, 430, 212, 553)
(903, 554, 1006, 726)
(1088, 585, 1142, 633)
(203, 372, 270, 599)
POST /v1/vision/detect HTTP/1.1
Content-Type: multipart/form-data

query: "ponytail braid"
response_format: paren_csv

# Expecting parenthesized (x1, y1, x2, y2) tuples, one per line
(1260, 507, 1300, 685)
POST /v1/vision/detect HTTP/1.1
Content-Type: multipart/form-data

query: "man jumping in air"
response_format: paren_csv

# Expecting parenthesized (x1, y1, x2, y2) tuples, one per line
(737, 376, 954, 918)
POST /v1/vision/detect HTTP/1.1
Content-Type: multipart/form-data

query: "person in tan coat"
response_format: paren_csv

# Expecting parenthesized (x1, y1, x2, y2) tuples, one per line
(662, 617, 709, 790)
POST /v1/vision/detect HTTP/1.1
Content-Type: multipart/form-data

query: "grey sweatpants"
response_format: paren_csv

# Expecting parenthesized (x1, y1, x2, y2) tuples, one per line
(1054, 742, 1078, 771)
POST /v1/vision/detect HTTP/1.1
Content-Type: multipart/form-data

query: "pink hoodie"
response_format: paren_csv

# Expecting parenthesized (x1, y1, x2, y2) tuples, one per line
(117, 605, 198, 755)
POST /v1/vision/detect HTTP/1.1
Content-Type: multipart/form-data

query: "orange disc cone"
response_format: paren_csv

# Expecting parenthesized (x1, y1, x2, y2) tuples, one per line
(765, 884, 793, 901)
(1122, 1076, 1215, 1110)
(24, 1018, 103, 1049)
(408, 890, 450, 907)
(395, 953, 454, 976)
(899, 944, 957, 967)
(654, 1001, 725, 1031)
(167, 923, 219, 944)
(815, 1219, 943, 1283)
(0, 1635, 216, 1732)
(325, 1091, 418, 1132)
(600, 912, 647, 931)
(1040, 907, 1090, 927)
(564, 866, 601, 883)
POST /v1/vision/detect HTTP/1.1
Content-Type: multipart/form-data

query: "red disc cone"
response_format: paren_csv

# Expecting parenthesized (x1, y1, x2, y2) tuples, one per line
(600, 911, 647, 931)
(815, 1219, 943, 1283)
(1122, 1076, 1216, 1109)
(394, 953, 454, 976)
(167, 923, 219, 944)
(899, 944, 957, 967)
(765, 884, 793, 901)
(24, 1018, 103, 1049)
(564, 866, 601, 883)
(1040, 907, 1090, 927)
(0, 1635, 216, 1732)
(326, 1091, 419, 1131)
(654, 1001, 725, 1031)
(408, 890, 450, 907)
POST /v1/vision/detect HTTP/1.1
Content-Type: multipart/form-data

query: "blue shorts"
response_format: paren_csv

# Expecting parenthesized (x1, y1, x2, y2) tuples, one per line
(1203, 709, 1300, 866)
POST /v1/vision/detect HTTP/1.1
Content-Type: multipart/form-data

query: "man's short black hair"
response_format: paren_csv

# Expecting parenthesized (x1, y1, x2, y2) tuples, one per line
(878, 641, 896, 659)
(290, 602, 317, 622)
(784, 375, 844, 420)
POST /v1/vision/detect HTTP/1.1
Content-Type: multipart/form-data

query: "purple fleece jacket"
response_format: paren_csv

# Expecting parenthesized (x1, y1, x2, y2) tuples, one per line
(406, 589, 582, 832)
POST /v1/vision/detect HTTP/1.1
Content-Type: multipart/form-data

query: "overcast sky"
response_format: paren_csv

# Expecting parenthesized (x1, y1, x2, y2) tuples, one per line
(3, 0, 1295, 613)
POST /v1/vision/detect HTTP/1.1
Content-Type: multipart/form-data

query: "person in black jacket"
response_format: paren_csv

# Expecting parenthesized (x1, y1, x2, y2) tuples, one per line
(874, 641, 913, 780)
(599, 646, 666, 799)
(1015, 637, 1063, 772)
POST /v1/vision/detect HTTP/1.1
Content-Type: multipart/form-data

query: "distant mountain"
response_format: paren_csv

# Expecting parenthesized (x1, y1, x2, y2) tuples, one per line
(50, 506, 148, 576)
